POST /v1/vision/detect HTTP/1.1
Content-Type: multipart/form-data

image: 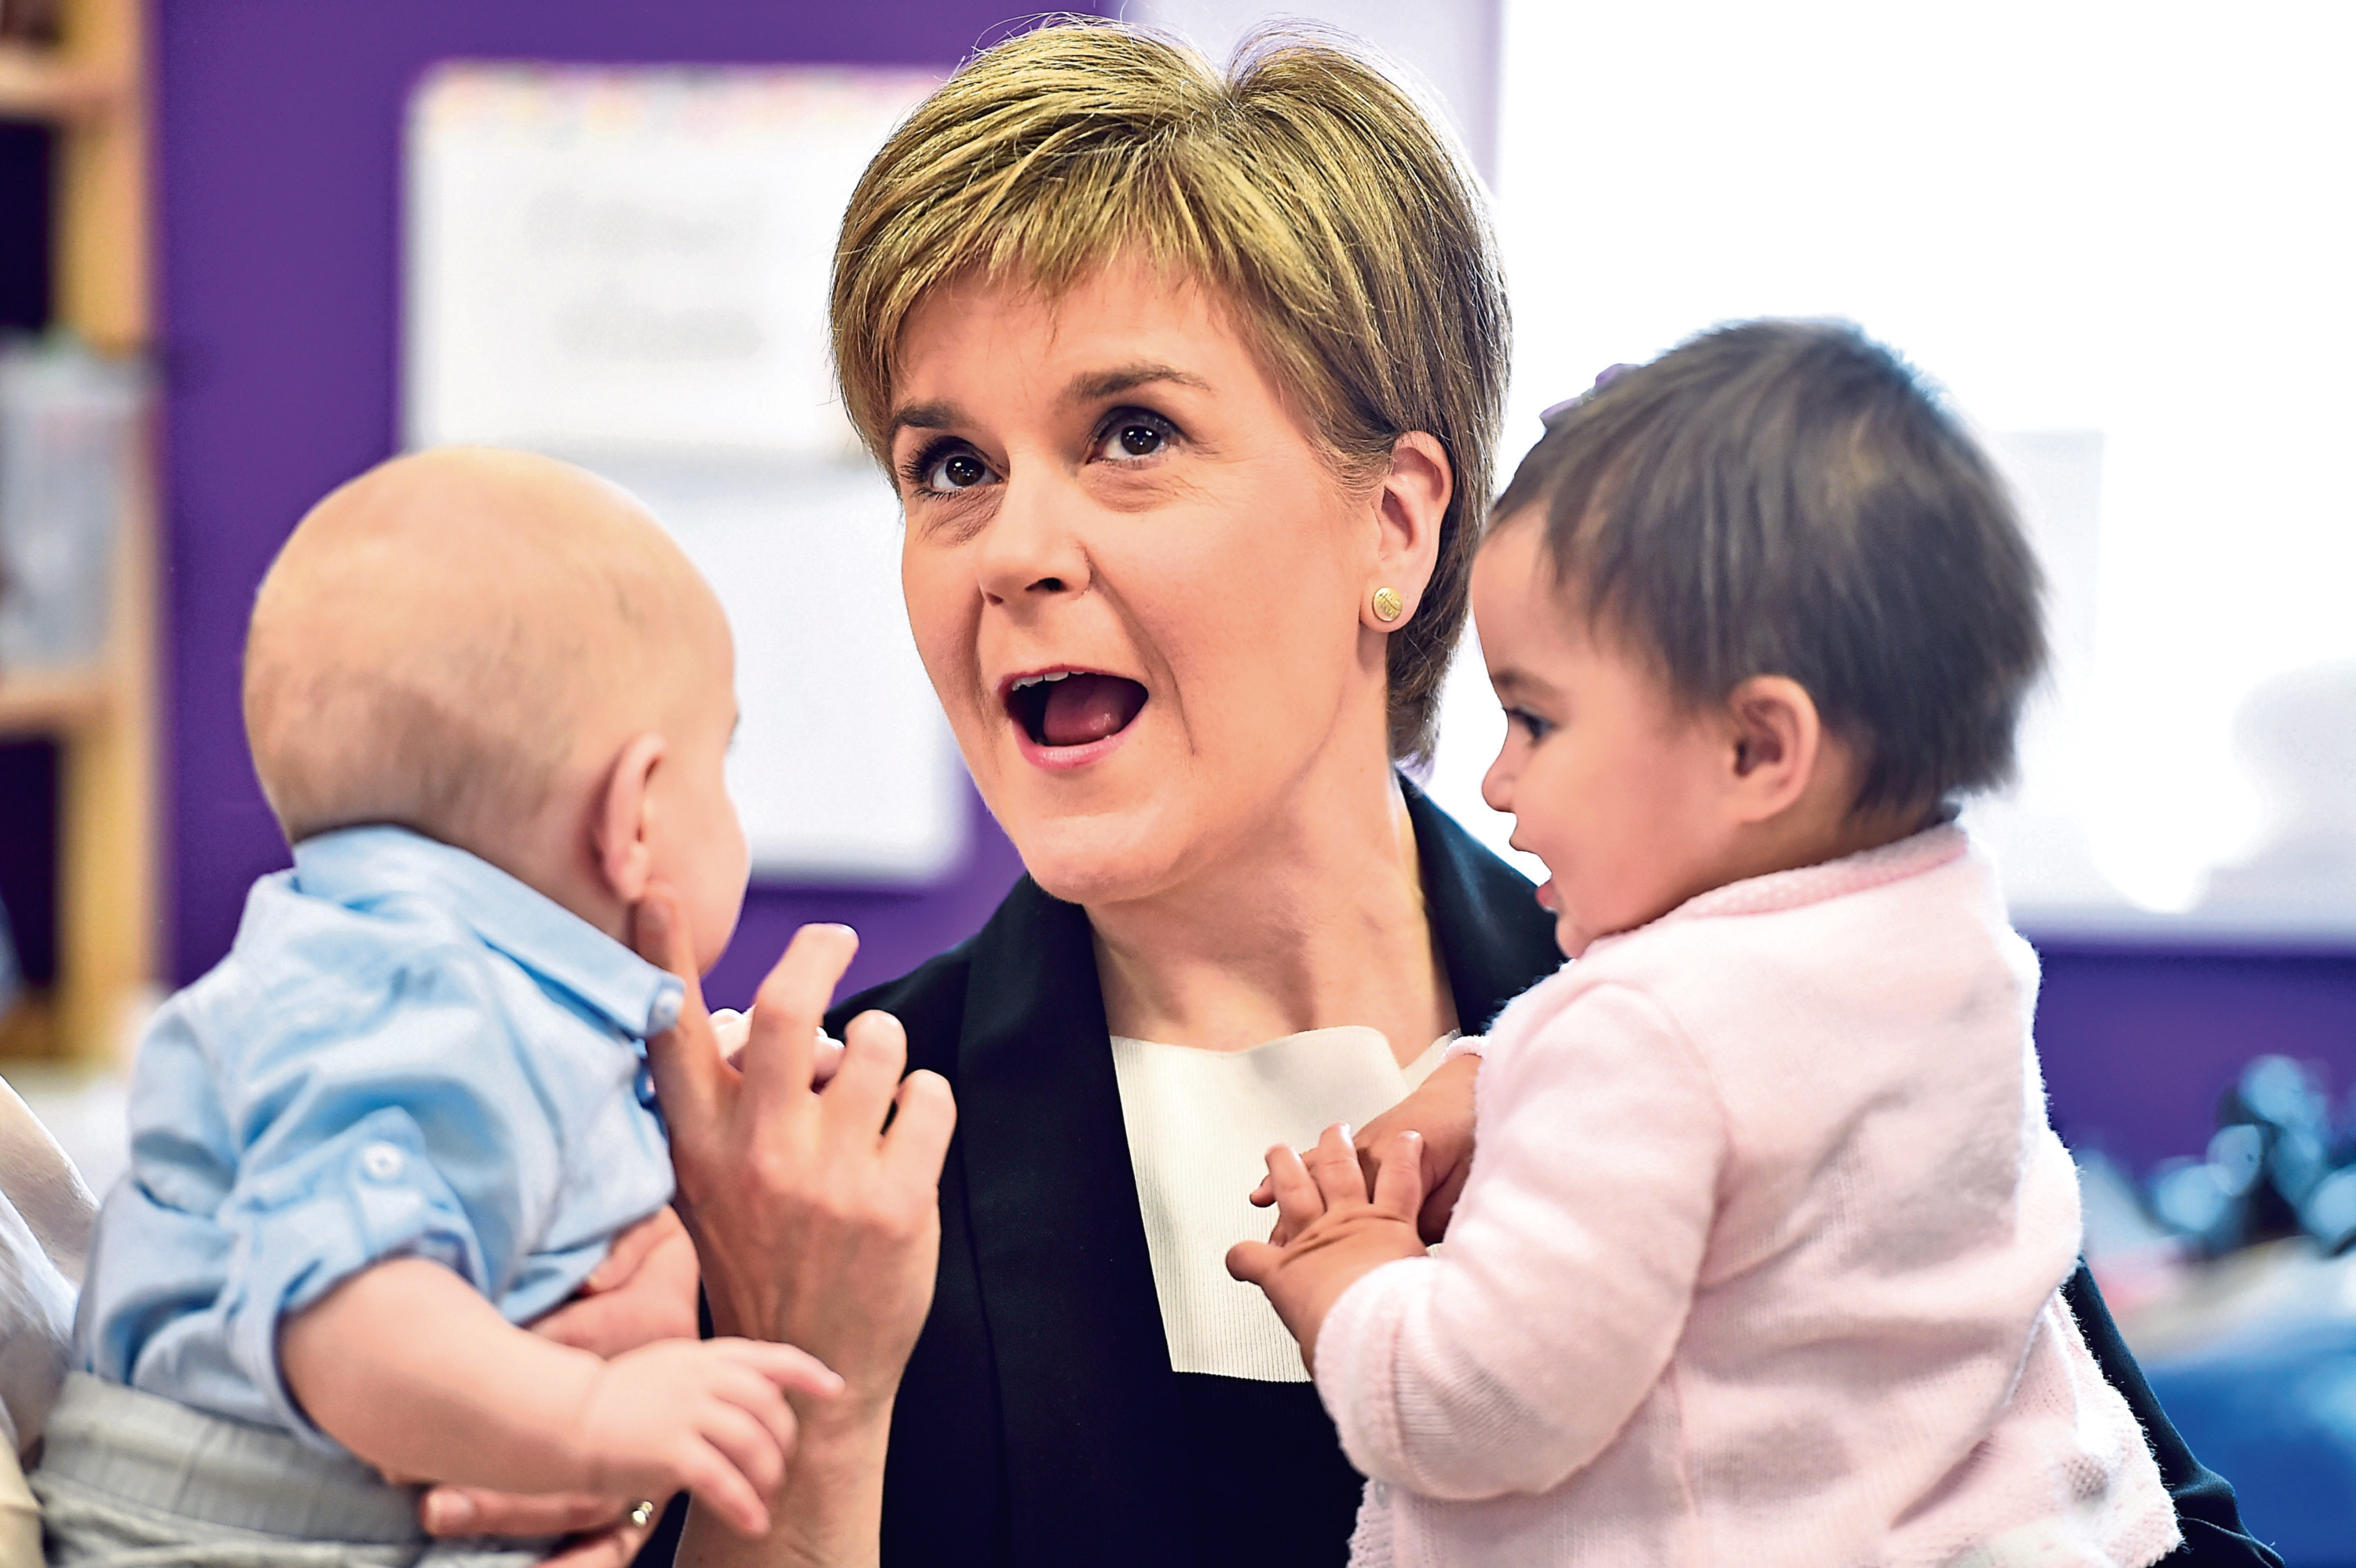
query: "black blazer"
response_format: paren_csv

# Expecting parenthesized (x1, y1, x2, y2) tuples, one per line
(646, 783, 2280, 1567)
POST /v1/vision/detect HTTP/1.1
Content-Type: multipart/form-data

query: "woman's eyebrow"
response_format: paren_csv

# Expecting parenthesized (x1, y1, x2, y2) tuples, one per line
(1063, 363, 1211, 404)
(887, 400, 960, 440)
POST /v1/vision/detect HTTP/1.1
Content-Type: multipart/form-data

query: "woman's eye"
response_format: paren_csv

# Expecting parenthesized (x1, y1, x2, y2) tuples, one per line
(1093, 411, 1175, 462)
(1508, 707, 1554, 743)
(923, 448, 996, 492)
(905, 442, 999, 492)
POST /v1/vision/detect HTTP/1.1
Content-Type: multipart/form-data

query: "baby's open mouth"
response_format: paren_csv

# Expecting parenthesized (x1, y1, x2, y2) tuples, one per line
(1005, 670, 1148, 748)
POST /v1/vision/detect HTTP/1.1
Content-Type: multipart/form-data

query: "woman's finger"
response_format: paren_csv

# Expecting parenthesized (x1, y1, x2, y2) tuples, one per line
(1305, 1123, 1370, 1207)
(423, 1486, 628, 1540)
(1370, 1130, 1428, 1220)
(742, 924, 860, 1110)
(533, 1518, 655, 1568)
(533, 1215, 701, 1354)
(884, 1068, 957, 1182)
(826, 1007, 910, 1142)
(579, 1204, 682, 1294)
(810, 1028, 847, 1086)
(1248, 1175, 1275, 1208)
(634, 887, 726, 1143)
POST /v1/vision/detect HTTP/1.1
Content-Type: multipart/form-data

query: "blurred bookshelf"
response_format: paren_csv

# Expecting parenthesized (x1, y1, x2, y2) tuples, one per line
(0, 0, 155, 1064)
(0, 43, 115, 122)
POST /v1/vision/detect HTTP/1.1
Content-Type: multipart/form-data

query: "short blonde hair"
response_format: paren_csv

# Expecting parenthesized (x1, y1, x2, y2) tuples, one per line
(831, 20, 1509, 761)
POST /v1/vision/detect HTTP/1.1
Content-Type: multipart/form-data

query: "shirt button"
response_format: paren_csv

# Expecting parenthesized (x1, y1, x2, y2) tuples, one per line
(360, 1142, 405, 1181)
(646, 989, 682, 1035)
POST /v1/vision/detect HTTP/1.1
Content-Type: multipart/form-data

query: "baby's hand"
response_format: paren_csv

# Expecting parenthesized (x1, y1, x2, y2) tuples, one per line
(1250, 1051, 1481, 1244)
(1227, 1124, 1429, 1374)
(709, 1009, 847, 1086)
(569, 1338, 841, 1537)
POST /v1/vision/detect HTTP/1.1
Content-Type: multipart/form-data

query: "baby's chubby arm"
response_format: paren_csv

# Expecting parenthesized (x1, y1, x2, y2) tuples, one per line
(1243, 984, 1725, 1502)
(281, 1255, 840, 1537)
(1228, 1124, 1433, 1369)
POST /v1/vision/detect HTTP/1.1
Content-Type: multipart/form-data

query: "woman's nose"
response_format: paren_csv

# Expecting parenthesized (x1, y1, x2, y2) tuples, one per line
(975, 471, 1090, 606)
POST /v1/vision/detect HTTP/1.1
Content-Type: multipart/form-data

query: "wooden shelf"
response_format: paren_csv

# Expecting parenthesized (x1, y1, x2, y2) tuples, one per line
(0, 0, 153, 1063)
(0, 42, 119, 123)
(0, 667, 112, 736)
(0, 993, 57, 1058)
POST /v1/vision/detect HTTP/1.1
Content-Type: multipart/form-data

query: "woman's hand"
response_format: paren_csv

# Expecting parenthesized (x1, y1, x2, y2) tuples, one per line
(536, 1204, 702, 1352)
(420, 1491, 660, 1568)
(634, 894, 954, 1401)
(1251, 1052, 1481, 1244)
(1227, 1124, 1429, 1374)
(634, 888, 956, 1565)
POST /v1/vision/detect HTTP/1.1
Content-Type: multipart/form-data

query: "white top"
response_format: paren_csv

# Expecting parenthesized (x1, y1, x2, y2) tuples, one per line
(1315, 828, 2179, 1568)
(1111, 1027, 1454, 1383)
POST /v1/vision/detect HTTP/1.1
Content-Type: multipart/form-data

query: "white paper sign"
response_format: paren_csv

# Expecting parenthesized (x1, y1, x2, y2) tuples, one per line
(408, 63, 939, 459)
(405, 64, 968, 883)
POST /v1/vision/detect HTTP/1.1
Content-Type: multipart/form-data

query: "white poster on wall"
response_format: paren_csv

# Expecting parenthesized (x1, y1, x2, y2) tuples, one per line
(404, 63, 967, 883)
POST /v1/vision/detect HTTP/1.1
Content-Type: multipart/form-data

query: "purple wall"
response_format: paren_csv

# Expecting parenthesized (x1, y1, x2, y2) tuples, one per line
(2032, 940, 2356, 1173)
(152, 2, 1085, 1009)
(148, 1, 2356, 1166)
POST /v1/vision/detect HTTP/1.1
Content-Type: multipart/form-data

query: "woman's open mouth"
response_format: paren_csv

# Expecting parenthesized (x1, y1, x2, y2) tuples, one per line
(1004, 669, 1148, 762)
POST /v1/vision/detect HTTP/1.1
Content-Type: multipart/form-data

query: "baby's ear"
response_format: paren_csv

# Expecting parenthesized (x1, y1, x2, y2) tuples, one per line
(593, 732, 668, 903)
(1722, 676, 1821, 821)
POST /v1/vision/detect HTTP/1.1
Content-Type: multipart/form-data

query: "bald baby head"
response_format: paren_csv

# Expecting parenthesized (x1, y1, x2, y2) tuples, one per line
(245, 448, 729, 850)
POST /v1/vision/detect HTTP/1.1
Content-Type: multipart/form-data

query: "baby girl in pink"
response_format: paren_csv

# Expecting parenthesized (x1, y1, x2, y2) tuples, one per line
(1230, 322, 2178, 1566)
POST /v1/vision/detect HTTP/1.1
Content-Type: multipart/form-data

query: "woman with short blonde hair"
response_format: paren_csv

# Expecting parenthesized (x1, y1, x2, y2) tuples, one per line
(832, 19, 1509, 764)
(610, 19, 2263, 1568)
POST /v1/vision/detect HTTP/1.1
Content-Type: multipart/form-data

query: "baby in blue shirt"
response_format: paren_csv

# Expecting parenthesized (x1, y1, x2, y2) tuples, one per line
(38, 449, 835, 1563)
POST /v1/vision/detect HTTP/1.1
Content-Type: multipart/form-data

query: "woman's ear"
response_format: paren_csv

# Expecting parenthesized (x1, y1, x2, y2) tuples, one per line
(1720, 675, 1822, 824)
(592, 732, 668, 905)
(1363, 431, 1453, 631)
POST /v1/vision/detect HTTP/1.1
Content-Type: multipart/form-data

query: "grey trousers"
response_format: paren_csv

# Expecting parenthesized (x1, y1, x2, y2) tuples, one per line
(30, 1374, 553, 1567)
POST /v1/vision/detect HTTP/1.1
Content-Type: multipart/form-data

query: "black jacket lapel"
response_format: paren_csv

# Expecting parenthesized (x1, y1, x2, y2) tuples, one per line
(952, 878, 1195, 1566)
(924, 784, 1554, 1566)
(1403, 777, 1566, 1029)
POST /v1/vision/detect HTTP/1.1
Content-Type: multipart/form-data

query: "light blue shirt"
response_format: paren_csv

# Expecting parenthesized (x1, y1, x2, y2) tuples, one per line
(75, 825, 682, 1449)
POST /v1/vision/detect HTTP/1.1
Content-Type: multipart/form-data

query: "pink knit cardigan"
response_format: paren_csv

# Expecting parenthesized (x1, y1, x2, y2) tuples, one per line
(1315, 827, 2179, 1567)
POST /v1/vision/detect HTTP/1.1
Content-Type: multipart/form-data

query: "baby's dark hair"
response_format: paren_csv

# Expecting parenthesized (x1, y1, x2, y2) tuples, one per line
(1492, 319, 2047, 815)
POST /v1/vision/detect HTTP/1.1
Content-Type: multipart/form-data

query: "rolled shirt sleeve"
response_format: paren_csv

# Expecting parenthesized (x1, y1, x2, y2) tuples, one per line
(1313, 982, 1726, 1500)
(72, 833, 679, 1457)
(199, 969, 560, 1448)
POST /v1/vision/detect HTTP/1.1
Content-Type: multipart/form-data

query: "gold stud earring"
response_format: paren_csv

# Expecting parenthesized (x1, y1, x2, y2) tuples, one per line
(1371, 587, 1405, 623)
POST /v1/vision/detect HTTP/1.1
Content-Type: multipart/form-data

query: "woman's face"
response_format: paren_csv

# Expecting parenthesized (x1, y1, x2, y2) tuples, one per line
(891, 259, 1403, 906)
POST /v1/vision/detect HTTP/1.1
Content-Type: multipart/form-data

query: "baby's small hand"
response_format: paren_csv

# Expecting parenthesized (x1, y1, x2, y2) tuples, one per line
(709, 1009, 846, 1086)
(569, 1338, 841, 1537)
(1227, 1124, 1429, 1373)
(1249, 1051, 1481, 1244)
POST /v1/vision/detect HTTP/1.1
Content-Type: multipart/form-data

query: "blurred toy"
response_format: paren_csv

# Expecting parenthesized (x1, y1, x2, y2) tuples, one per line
(2146, 1055, 2356, 1256)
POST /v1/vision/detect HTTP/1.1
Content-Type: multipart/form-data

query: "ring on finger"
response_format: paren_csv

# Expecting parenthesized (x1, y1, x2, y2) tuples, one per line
(626, 1499, 657, 1530)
